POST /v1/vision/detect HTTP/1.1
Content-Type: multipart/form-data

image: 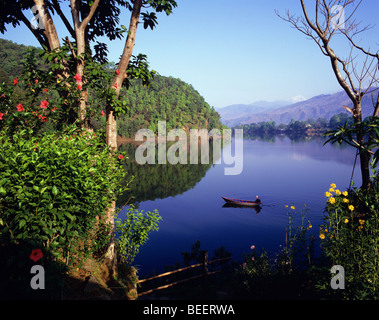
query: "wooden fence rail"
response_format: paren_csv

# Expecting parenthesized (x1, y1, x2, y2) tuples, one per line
(138, 251, 231, 297)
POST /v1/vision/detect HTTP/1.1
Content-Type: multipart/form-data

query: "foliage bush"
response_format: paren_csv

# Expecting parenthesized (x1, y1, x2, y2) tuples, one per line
(0, 126, 126, 265)
(115, 206, 161, 266)
(320, 182, 379, 299)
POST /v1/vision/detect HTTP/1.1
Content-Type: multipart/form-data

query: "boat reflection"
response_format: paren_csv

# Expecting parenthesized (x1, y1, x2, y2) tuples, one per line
(222, 202, 262, 214)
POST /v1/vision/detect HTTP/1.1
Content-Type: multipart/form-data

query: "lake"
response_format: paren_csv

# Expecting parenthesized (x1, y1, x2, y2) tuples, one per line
(118, 135, 361, 277)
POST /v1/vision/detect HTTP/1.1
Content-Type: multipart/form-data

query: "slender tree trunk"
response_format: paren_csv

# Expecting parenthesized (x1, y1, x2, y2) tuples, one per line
(353, 101, 372, 191)
(70, 0, 100, 129)
(74, 33, 89, 127)
(105, 0, 143, 148)
(104, 0, 143, 275)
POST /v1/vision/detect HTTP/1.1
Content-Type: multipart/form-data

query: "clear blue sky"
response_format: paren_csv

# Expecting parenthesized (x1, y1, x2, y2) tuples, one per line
(1, 0, 378, 109)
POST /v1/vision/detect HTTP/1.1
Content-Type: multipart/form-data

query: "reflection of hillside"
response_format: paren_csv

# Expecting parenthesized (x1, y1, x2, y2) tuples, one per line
(116, 140, 220, 206)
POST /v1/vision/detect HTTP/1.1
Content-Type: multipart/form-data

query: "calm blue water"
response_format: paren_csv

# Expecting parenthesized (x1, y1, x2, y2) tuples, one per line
(119, 136, 361, 277)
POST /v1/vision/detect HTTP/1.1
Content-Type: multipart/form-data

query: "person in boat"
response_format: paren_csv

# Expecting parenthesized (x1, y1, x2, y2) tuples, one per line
(255, 195, 261, 203)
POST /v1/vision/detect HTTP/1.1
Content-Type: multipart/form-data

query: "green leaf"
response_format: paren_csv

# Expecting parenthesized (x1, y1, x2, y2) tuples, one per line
(19, 219, 26, 228)
(52, 185, 58, 196)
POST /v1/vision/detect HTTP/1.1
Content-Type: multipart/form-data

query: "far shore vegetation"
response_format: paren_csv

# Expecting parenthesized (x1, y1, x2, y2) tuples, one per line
(234, 112, 354, 139)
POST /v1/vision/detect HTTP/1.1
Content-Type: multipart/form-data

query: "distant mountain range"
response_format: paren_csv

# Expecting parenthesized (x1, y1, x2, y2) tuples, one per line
(218, 90, 378, 127)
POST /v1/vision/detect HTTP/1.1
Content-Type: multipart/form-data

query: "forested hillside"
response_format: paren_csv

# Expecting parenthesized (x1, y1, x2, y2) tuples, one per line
(0, 39, 32, 84)
(115, 76, 224, 137)
(0, 39, 224, 138)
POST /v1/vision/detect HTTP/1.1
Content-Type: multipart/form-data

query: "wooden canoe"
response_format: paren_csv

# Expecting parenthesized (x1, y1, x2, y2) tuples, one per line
(222, 197, 262, 207)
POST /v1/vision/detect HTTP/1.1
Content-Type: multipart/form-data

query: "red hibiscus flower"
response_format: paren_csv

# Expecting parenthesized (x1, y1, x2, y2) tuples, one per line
(16, 103, 24, 112)
(40, 100, 49, 109)
(42, 116, 48, 122)
(0, 112, 4, 120)
(118, 155, 124, 160)
(114, 83, 118, 89)
(101, 110, 105, 117)
(43, 88, 48, 93)
(35, 79, 38, 84)
(29, 249, 43, 262)
(13, 78, 18, 85)
(52, 107, 56, 112)
(74, 73, 82, 83)
(116, 69, 120, 75)
(77, 84, 82, 90)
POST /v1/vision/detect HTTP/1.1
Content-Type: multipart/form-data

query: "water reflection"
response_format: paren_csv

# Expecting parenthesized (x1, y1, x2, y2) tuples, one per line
(117, 139, 222, 206)
(222, 202, 262, 214)
(117, 134, 359, 207)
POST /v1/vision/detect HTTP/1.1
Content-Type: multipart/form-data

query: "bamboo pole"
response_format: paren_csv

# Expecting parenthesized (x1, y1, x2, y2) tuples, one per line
(138, 271, 221, 297)
(138, 256, 231, 284)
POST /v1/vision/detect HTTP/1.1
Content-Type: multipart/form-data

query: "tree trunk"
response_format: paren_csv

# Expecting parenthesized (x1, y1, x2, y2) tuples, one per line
(103, 0, 143, 276)
(70, 0, 100, 129)
(354, 102, 372, 191)
(34, 0, 61, 51)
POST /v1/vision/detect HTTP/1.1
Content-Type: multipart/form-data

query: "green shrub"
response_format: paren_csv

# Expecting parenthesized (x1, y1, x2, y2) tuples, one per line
(115, 206, 162, 266)
(0, 126, 126, 265)
(320, 182, 379, 299)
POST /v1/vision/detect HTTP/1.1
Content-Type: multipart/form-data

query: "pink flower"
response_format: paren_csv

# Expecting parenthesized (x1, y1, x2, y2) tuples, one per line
(41, 116, 48, 122)
(118, 155, 124, 160)
(40, 100, 49, 109)
(250, 245, 255, 250)
(0, 112, 4, 120)
(101, 110, 105, 117)
(77, 84, 82, 90)
(29, 249, 43, 262)
(251, 257, 255, 261)
(74, 73, 82, 83)
(16, 103, 24, 112)
(114, 83, 118, 89)
(13, 78, 18, 85)
(115, 69, 120, 75)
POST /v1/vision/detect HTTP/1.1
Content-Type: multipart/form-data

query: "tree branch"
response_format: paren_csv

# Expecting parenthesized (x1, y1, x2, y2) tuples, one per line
(81, 0, 101, 28)
(17, 9, 49, 48)
(51, 0, 75, 39)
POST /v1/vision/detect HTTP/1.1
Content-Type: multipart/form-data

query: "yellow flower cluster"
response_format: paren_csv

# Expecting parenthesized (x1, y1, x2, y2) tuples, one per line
(320, 228, 328, 240)
(325, 183, 352, 210)
(358, 219, 365, 231)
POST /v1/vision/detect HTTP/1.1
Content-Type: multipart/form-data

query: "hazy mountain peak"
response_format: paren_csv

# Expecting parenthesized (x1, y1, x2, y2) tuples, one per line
(291, 95, 307, 103)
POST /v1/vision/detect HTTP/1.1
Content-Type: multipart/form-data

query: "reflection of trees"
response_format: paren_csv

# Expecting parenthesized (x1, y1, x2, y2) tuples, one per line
(242, 132, 352, 150)
(117, 140, 220, 206)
